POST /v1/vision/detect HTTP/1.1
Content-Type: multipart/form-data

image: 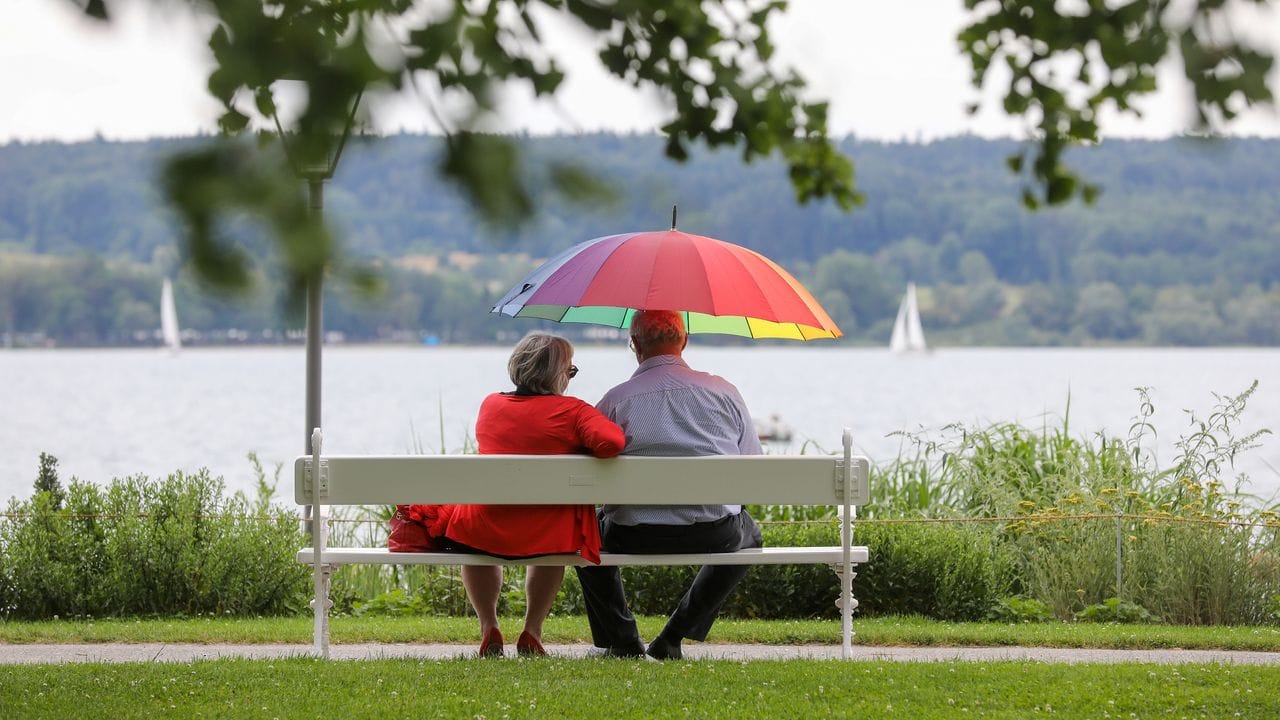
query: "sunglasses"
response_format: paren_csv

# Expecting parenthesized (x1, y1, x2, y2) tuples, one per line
(567, 364, 578, 378)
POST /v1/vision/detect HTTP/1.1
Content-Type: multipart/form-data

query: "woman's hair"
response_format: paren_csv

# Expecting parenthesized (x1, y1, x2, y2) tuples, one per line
(630, 310, 687, 352)
(507, 332, 574, 395)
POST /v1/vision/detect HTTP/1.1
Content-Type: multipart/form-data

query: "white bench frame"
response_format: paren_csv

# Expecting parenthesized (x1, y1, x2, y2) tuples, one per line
(296, 428, 870, 659)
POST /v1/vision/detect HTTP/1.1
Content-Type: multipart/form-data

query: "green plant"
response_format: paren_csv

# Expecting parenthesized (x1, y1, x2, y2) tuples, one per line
(0, 469, 307, 619)
(867, 384, 1278, 625)
(988, 596, 1055, 623)
(33, 452, 65, 510)
(1075, 598, 1159, 624)
(352, 588, 428, 617)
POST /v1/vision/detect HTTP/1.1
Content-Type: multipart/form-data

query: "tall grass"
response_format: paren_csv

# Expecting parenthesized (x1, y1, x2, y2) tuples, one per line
(861, 382, 1280, 623)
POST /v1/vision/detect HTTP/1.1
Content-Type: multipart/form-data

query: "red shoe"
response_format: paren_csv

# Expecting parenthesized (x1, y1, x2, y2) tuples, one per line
(479, 627, 504, 657)
(516, 630, 546, 657)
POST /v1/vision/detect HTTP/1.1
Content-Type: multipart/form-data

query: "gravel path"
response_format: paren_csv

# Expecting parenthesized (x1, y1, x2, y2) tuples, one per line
(4, 643, 1280, 665)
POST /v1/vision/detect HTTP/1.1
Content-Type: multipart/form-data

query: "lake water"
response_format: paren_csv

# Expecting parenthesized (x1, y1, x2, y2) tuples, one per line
(2, 346, 1278, 505)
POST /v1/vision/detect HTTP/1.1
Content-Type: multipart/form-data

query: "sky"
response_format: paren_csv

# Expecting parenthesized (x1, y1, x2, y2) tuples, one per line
(3, 0, 1280, 144)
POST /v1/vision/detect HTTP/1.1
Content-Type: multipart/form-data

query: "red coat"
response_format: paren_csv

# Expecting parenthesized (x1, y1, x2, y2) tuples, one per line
(435, 393, 624, 563)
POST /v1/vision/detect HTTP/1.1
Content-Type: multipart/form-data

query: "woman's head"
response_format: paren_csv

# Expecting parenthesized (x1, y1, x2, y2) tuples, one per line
(508, 332, 575, 395)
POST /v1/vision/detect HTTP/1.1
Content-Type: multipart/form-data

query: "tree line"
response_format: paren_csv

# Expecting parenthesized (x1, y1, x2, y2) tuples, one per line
(1, 134, 1277, 346)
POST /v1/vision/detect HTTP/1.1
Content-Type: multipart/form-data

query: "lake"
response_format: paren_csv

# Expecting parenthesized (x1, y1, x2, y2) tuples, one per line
(2, 346, 1278, 505)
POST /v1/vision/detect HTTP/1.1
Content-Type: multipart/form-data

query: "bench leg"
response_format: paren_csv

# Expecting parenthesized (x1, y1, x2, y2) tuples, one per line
(311, 563, 333, 658)
(831, 563, 859, 659)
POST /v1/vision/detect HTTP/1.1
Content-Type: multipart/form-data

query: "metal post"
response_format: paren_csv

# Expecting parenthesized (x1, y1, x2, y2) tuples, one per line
(301, 179, 325, 545)
(840, 428, 854, 660)
(310, 428, 330, 658)
(305, 178, 324, 454)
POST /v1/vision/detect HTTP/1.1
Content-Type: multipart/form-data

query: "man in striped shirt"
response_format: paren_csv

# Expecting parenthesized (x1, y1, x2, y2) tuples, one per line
(576, 309, 764, 660)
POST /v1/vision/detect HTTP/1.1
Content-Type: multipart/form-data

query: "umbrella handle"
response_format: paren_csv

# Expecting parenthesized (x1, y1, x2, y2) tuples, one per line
(671, 204, 677, 231)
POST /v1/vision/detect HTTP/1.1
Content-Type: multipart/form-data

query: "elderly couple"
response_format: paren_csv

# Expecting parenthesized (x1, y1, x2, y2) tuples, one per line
(391, 309, 762, 660)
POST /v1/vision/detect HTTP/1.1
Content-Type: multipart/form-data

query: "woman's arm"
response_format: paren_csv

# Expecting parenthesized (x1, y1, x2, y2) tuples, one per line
(574, 403, 626, 458)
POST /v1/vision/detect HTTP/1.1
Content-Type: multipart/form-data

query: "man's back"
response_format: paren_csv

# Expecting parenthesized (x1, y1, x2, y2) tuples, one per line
(597, 354, 761, 525)
(576, 309, 764, 661)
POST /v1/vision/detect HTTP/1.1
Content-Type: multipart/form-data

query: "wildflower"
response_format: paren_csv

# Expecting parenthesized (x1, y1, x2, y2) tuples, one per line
(1065, 494, 1083, 505)
(1101, 487, 1119, 495)
(1125, 491, 1140, 499)
(1018, 500, 1036, 511)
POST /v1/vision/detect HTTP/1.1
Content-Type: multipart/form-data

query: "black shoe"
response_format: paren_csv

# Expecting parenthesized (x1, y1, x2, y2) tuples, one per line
(646, 634, 683, 661)
(591, 640, 646, 659)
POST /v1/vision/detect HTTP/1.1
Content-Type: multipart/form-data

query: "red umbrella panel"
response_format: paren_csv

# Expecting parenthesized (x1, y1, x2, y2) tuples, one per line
(491, 230, 842, 340)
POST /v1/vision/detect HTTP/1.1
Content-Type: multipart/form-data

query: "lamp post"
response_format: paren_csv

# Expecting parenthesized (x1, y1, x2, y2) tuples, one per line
(273, 90, 363, 457)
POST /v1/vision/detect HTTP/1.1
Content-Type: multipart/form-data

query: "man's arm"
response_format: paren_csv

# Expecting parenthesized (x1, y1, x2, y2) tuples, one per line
(730, 388, 763, 456)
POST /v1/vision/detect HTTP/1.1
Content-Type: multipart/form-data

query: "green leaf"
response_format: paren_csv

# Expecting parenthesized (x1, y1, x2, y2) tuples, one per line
(83, 0, 108, 21)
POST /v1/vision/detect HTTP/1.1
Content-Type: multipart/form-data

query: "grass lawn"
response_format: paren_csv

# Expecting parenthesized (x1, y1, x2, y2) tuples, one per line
(2, 656, 1278, 719)
(2, 614, 1280, 651)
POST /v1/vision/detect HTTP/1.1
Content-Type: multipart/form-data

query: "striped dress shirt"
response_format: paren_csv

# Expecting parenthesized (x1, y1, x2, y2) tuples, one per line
(596, 354, 762, 526)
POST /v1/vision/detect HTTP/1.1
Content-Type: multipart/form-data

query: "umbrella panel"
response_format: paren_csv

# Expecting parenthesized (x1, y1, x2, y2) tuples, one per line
(516, 304, 838, 340)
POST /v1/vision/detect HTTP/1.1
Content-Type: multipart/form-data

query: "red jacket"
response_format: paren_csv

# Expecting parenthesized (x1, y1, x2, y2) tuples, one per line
(434, 393, 624, 563)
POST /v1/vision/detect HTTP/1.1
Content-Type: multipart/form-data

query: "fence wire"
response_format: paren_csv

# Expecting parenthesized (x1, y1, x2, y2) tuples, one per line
(2, 511, 1276, 530)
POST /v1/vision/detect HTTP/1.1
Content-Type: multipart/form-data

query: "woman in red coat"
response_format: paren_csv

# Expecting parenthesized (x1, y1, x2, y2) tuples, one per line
(445, 332, 623, 657)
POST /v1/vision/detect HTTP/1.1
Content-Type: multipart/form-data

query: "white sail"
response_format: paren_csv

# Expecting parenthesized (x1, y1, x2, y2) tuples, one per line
(160, 278, 181, 352)
(889, 283, 928, 353)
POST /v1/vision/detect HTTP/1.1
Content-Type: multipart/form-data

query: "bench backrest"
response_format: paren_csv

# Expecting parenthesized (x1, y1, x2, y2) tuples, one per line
(294, 453, 870, 507)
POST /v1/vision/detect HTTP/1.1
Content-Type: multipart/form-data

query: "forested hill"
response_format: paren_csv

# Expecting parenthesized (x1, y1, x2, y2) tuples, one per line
(1, 134, 1278, 346)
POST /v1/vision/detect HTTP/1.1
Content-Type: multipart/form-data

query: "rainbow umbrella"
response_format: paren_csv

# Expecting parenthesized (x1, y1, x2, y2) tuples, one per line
(491, 227, 841, 340)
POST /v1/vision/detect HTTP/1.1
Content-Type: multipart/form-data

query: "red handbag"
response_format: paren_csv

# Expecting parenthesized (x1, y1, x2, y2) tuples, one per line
(387, 504, 447, 552)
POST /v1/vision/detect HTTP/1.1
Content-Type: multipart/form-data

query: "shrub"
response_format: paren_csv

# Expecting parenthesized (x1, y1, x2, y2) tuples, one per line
(604, 521, 1005, 621)
(988, 596, 1055, 623)
(1075, 598, 1159, 624)
(850, 521, 1007, 621)
(0, 469, 307, 619)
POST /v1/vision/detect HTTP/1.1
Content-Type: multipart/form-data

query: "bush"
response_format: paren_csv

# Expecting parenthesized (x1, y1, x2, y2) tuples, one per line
(600, 521, 1006, 622)
(988, 596, 1055, 623)
(1075, 597, 1159, 624)
(0, 470, 307, 619)
(850, 521, 1007, 621)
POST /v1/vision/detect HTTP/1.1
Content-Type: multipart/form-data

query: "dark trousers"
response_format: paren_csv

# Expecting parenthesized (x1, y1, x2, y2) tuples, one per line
(574, 510, 763, 648)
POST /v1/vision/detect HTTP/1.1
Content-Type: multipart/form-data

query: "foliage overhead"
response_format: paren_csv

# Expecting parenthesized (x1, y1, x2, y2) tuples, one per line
(73, 0, 859, 298)
(960, 0, 1275, 208)
(67, 0, 1279, 297)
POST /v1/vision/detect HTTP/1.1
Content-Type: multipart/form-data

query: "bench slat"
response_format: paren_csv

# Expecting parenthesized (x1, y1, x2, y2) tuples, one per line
(297, 545, 870, 567)
(294, 454, 870, 506)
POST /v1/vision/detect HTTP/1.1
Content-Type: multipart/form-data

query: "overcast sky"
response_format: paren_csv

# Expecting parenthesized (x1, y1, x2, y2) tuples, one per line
(4, 0, 1279, 143)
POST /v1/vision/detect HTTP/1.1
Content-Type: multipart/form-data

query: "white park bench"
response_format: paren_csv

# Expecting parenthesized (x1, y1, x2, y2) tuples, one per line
(295, 428, 870, 659)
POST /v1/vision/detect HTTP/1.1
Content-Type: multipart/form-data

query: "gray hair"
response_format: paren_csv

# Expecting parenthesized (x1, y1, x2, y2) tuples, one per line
(630, 310, 687, 351)
(508, 332, 573, 395)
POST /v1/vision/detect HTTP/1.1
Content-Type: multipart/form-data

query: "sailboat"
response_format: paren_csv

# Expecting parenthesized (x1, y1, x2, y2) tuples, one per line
(160, 278, 182, 353)
(889, 282, 928, 353)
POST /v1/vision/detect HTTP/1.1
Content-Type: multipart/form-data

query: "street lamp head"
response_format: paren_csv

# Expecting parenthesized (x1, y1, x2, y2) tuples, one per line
(271, 86, 364, 182)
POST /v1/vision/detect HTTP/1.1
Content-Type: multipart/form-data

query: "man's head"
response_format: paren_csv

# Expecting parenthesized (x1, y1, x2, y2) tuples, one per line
(629, 310, 688, 361)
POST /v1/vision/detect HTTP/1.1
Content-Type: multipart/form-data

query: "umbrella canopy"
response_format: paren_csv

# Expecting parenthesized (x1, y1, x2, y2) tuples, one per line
(491, 230, 841, 340)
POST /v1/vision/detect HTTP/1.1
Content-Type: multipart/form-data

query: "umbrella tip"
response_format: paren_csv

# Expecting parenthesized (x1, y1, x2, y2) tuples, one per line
(671, 204, 677, 231)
